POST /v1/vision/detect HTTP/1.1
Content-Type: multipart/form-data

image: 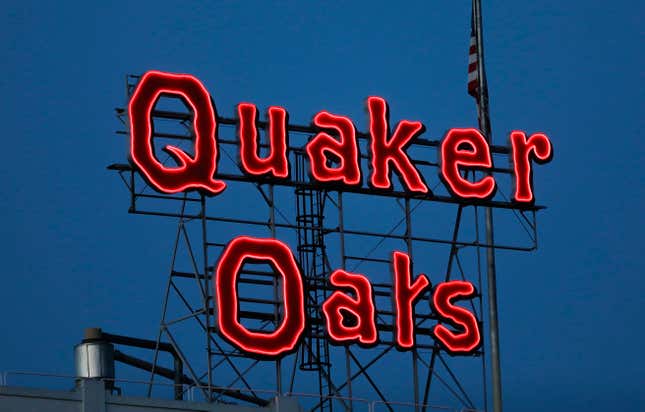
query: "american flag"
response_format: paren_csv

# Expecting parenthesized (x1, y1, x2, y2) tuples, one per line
(468, 2, 491, 133)
(467, 7, 479, 99)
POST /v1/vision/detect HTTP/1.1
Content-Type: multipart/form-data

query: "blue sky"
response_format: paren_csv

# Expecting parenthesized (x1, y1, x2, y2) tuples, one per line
(1, 1, 643, 411)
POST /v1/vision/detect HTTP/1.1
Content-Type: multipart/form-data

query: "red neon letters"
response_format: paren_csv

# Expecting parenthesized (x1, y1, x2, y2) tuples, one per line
(439, 128, 496, 199)
(391, 251, 430, 349)
(322, 270, 378, 346)
(213, 236, 480, 356)
(131, 71, 552, 204)
(215, 236, 305, 356)
(432, 281, 481, 353)
(238, 103, 289, 178)
(129, 71, 225, 194)
(306, 112, 361, 185)
(509, 131, 553, 203)
(367, 97, 429, 193)
(130, 71, 548, 359)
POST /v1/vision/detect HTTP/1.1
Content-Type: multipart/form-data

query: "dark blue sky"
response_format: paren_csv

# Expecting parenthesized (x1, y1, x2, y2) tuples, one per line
(1, 1, 643, 411)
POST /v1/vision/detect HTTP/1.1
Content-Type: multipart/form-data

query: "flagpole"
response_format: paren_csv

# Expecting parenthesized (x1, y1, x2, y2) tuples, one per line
(473, 1, 503, 411)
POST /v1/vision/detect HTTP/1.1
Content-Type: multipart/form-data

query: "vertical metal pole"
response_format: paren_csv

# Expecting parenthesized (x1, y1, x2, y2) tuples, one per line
(473, 206, 489, 412)
(484, 189, 501, 412)
(174, 356, 183, 400)
(270, 184, 283, 394)
(129, 171, 135, 212)
(404, 198, 420, 412)
(201, 195, 213, 401)
(338, 192, 353, 411)
(473, 1, 503, 411)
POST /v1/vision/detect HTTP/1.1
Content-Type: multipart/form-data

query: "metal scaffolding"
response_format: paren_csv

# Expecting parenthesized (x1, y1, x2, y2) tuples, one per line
(109, 74, 543, 412)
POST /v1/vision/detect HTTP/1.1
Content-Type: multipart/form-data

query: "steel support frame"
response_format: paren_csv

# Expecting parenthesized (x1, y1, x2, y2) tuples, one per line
(109, 75, 542, 411)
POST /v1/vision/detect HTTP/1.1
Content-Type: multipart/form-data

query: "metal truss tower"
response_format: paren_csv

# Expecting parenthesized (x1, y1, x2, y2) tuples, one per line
(109, 74, 544, 412)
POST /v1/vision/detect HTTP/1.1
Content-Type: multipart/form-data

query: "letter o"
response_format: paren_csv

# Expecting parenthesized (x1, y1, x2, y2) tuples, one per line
(215, 236, 305, 356)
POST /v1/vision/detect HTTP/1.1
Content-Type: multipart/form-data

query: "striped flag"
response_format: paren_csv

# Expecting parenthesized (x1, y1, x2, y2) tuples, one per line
(468, 1, 490, 135)
(467, 8, 479, 99)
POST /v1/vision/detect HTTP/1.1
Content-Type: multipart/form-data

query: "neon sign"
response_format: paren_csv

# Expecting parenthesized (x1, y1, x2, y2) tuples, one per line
(130, 71, 552, 202)
(128, 70, 553, 357)
(216, 237, 479, 356)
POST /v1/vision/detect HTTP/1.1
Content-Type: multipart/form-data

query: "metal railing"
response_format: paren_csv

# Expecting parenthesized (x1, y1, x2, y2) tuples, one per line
(1, 370, 483, 412)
